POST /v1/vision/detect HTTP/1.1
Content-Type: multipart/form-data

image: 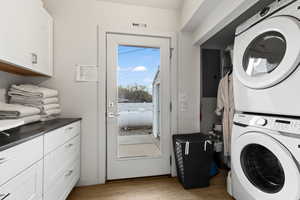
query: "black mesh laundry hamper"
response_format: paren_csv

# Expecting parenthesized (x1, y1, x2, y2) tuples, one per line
(173, 133, 214, 189)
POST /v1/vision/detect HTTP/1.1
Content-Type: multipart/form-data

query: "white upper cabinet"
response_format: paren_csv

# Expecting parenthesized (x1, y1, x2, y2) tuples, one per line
(0, 0, 32, 69)
(31, 3, 54, 76)
(0, 0, 53, 76)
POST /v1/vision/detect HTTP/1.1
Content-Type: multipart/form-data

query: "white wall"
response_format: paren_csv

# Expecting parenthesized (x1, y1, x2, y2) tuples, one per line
(177, 32, 200, 133)
(0, 72, 25, 102)
(192, 0, 260, 45)
(180, 0, 204, 30)
(40, 0, 179, 186)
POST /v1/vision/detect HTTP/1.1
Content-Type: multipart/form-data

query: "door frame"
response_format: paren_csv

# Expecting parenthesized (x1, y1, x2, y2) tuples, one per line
(97, 25, 178, 183)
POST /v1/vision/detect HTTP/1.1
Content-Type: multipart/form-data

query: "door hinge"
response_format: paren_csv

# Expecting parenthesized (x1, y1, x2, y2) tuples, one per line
(170, 48, 174, 59)
(170, 156, 172, 166)
(170, 102, 172, 112)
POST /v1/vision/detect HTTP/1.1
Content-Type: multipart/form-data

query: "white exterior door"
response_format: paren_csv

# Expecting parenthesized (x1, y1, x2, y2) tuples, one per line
(106, 33, 171, 180)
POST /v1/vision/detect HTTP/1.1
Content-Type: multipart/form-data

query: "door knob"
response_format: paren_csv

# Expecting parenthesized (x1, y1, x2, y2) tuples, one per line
(107, 112, 120, 118)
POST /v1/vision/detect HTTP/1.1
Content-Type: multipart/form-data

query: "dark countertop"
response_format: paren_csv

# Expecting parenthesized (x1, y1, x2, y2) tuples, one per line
(0, 118, 81, 152)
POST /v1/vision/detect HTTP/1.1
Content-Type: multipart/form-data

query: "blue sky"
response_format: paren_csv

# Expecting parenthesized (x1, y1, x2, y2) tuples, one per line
(118, 45, 160, 91)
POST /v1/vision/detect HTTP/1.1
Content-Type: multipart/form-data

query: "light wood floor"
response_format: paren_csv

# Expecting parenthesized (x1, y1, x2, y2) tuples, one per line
(67, 172, 233, 200)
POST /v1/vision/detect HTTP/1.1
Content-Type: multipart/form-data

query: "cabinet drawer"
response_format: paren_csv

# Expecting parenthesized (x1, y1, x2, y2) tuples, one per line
(44, 158, 80, 200)
(0, 160, 43, 200)
(44, 135, 80, 190)
(44, 121, 80, 155)
(0, 137, 43, 186)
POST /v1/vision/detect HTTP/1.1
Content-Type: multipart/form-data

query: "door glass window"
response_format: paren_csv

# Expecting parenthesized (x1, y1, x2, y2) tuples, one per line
(117, 45, 161, 158)
(243, 31, 286, 77)
(241, 144, 285, 193)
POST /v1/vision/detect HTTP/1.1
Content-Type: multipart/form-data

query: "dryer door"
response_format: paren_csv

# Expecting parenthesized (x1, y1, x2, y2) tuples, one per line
(232, 132, 300, 200)
(234, 16, 300, 89)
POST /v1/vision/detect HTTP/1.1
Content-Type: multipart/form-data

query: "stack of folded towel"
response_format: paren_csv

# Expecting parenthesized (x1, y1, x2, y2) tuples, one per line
(0, 102, 41, 126)
(8, 84, 61, 121)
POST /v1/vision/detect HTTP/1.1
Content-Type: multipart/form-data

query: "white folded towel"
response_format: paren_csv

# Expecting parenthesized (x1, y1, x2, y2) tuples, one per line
(0, 102, 40, 119)
(0, 115, 41, 132)
(0, 119, 24, 132)
(39, 104, 60, 112)
(41, 108, 61, 122)
(21, 115, 41, 125)
(42, 108, 61, 116)
(9, 84, 58, 98)
(20, 103, 60, 112)
(41, 115, 58, 122)
(9, 96, 59, 106)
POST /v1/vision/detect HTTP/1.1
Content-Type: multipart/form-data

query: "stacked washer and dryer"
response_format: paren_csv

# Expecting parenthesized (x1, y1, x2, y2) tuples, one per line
(231, 0, 300, 199)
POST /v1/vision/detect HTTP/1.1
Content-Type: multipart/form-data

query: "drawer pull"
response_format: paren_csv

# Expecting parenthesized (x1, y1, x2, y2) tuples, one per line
(0, 132, 10, 137)
(0, 158, 8, 165)
(65, 143, 74, 148)
(65, 170, 74, 177)
(66, 127, 74, 131)
(0, 193, 10, 200)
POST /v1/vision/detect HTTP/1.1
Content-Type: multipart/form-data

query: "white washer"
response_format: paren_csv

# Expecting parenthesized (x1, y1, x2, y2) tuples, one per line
(233, 0, 300, 116)
(232, 113, 300, 200)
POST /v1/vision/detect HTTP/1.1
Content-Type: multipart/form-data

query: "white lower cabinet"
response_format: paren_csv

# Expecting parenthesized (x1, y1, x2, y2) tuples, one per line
(0, 137, 43, 186)
(44, 135, 81, 200)
(43, 121, 81, 200)
(44, 158, 80, 200)
(0, 121, 81, 200)
(0, 160, 43, 200)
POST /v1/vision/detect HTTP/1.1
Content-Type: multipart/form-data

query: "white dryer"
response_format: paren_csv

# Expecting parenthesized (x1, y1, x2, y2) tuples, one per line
(233, 0, 300, 116)
(232, 113, 300, 200)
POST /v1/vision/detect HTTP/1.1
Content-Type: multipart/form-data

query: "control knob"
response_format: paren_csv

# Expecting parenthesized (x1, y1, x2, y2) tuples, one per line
(256, 118, 268, 126)
(260, 7, 270, 17)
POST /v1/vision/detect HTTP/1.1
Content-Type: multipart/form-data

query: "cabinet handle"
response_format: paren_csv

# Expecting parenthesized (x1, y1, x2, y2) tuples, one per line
(0, 193, 10, 200)
(31, 53, 38, 64)
(65, 170, 74, 177)
(0, 158, 8, 165)
(66, 127, 74, 131)
(65, 143, 74, 148)
(0, 132, 10, 137)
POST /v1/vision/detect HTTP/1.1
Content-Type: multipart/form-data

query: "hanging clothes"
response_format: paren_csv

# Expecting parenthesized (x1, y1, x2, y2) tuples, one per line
(216, 72, 234, 158)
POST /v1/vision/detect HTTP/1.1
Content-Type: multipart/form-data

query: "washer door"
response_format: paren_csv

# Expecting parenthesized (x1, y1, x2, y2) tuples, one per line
(234, 16, 300, 89)
(232, 132, 300, 200)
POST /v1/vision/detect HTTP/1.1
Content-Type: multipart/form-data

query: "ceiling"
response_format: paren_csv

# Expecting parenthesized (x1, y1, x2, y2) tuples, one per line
(97, 0, 183, 10)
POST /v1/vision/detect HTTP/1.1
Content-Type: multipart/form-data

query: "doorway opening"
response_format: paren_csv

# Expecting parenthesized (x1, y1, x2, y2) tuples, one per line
(106, 33, 171, 180)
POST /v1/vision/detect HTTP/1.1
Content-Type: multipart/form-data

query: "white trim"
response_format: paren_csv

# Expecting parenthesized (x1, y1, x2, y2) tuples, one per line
(192, 0, 260, 45)
(97, 25, 178, 183)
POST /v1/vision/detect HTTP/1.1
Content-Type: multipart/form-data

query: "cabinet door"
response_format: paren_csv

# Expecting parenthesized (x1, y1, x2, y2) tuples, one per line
(0, 0, 53, 76)
(44, 158, 80, 200)
(0, 136, 43, 186)
(0, 160, 43, 200)
(44, 136, 80, 191)
(32, 6, 53, 76)
(0, 0, 33, 69)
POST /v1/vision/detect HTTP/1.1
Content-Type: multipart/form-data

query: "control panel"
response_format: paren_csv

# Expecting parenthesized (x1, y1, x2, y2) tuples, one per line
(234, 113, 300, 134)
(236, 0, 296, 35)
